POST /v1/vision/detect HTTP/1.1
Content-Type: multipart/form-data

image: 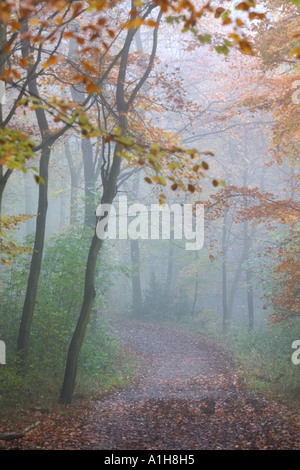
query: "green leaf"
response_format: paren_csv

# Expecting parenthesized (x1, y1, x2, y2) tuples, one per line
(215, 44, 230, 55)
(286, 0, 300, 6)
(198, 34, 211, 44)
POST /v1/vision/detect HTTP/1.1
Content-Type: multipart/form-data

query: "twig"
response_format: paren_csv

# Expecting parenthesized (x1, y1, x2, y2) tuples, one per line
(0, 421, 40, 441)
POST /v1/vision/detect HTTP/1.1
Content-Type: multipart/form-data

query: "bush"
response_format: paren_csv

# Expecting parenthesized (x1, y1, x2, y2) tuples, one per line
(0, 227, 133, 408)
(227, 318, 300, 403)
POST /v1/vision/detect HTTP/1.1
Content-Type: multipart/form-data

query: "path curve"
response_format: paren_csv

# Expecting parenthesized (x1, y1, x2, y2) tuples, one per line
(81, 318, 300, 450)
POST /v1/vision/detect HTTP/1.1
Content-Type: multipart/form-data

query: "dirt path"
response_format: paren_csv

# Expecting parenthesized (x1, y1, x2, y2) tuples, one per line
(80, 318, 300, 450)
(4, 318, 300, 450)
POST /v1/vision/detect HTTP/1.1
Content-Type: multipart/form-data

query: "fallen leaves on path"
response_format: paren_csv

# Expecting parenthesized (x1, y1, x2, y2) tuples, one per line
(1, 319, 299, 450)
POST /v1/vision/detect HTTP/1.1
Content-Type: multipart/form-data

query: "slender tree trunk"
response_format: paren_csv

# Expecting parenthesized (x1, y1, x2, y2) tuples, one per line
(246, 268, 254, 331)
(222, 214, 230, 333)
(59, 192, 66, 231)
(227, 239, 248, 318)
(60, 8, 161, 404)
(60, 145, 123, 404)
(130, 239, 142, 317)
(67, 33, 96, 228)
(16, 19, 52, 368)
(244, 221, 254, 332)
(0, 181, 4, 220)
(0, 167, 12, 219)
(0, 21, 6, 125)
(16, 145, 51, 367)
(82, 138, 96, 228)
(64, 140, 81, 226)
(23, 173, 35, 236)
(165, 232, 174, 293)
(59, 232, 103, 403)
(190, 250, 198, 317)
(70, 184, 77, 226)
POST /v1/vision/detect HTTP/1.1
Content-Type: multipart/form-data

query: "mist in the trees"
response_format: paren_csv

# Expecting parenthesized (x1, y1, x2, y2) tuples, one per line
(0, 0, 299, 451)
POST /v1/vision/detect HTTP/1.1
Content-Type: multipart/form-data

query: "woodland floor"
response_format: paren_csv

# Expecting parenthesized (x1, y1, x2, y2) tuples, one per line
(1, 317, 300, 450)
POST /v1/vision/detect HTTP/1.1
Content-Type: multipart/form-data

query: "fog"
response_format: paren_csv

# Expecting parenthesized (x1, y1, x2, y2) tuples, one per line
(0, 0, 299, 451)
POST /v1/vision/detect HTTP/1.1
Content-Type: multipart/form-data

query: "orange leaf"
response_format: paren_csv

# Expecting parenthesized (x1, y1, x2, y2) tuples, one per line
(42, 56, 59, 69)
(214, 7, 225, 18)
(85, 82, 101, 94)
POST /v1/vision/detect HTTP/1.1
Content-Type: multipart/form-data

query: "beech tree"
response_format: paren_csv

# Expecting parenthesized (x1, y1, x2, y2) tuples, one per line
(0, 0, 276, 402)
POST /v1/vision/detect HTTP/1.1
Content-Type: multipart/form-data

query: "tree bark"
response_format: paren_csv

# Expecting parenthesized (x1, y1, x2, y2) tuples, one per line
(67, 32, 96, 228)
(16, 18, 53, 368)
(190, 251, 198, 317)
(60, 148, 122, 404)
(64, 140, 82, 226)
(130, 239, 143, 317)
(60, 8, 161, 404)
(244, 221, 254, 331)
(16, 145, 51, 367)
(59, 232, 103, 403)
(0, 167, 12, 219)
(82, 137, 96, 228)
(23, 173, 35, 236)
(222, 213, 230, 334)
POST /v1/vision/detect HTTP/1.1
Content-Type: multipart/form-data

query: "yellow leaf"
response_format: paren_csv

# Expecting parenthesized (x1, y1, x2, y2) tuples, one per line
(157, 175, 166, 186)
(290, 47, 300, 59)
(29, 19, 39, 26)
(229, 33, 240, 44)
(124, 18, 144, 29)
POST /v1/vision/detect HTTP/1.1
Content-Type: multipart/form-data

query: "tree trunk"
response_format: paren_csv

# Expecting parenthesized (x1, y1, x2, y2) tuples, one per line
(60, 144, 123, 404)
(130, 239, 143, 317)
(244, 221, 254, 332)
(67, 33, 96, 229)
(59, 192, 66, 231)
(165, 230, 174, 293)
(190, 251, 198, 317)
(0, 180, 4, 220)
(0, 167, 12, 219)
(60, 8, 161, 404)
(16, 145, 51, 367)
(23, 173, 35, 236)
(82, 137, 96, 228)
(59, 232, 103, 403)
(222, 214, 230, 333)
(64, 140, 82, 226)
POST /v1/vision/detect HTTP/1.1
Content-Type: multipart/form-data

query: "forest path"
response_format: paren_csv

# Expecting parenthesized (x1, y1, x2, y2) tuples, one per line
(81, 317, 300, 450)
(5, 317, 300, 450)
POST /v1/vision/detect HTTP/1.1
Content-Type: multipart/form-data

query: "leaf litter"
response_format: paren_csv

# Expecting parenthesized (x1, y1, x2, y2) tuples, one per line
(1, 318, 299, 450)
